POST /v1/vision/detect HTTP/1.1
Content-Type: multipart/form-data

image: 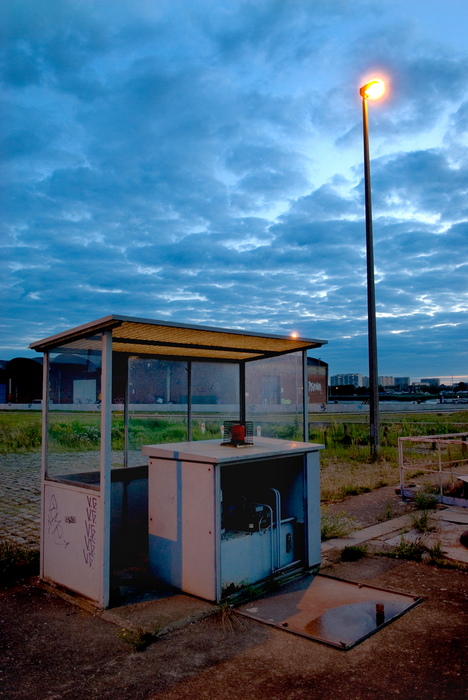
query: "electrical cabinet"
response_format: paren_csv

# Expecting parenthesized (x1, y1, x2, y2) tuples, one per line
(142, 437, 323, 602)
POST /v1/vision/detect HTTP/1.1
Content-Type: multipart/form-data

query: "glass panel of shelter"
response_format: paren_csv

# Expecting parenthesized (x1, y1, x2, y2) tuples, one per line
(245, 351, 305, 441)
(126, 357, 189, 463)
(45, 341, 307, 486)
(46, 336, 103, 482)
(190, 361, 240, 441)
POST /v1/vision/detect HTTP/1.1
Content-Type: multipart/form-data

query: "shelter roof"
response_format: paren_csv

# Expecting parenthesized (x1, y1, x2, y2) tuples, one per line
(30, 314, 327, 362)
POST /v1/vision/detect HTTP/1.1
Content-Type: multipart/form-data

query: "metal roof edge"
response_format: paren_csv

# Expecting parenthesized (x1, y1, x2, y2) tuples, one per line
(29, 315, 122, 352)
(29, 313, 328, 353)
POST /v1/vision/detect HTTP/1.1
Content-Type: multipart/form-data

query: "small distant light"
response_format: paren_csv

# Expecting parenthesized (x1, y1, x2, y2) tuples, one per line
(291, 332, 299, 338)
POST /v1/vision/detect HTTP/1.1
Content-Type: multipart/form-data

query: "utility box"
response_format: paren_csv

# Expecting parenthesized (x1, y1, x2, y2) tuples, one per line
(143, 437, 322, 602)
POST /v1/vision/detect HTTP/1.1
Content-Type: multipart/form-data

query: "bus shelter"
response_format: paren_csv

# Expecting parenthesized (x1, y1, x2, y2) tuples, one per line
(30, 314, 327, 608)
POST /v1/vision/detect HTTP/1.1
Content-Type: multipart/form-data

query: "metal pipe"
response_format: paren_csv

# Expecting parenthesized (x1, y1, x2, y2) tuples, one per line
(255, 502, 275, 574)
(269, 488, 281, 571)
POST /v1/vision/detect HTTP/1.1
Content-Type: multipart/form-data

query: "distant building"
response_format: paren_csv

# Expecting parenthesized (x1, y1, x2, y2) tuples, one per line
(420, 378, 440, 387)
(329, 373, 364, 388)
(1, 354, 328, 406)
(0, 357, 43, 403)
(378, 376, 395, 388)
(307, 358, 328, 404)
(395, 377, 410, 389)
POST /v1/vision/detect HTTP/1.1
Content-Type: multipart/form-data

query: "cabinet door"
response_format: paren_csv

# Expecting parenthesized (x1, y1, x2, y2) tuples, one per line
(181, 460, 217, 600)
(305, 451, 321, 566)
(148, 458, 217, 601)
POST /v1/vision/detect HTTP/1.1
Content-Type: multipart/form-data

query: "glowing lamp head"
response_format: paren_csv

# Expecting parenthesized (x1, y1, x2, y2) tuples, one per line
(360, 79, 385, 100)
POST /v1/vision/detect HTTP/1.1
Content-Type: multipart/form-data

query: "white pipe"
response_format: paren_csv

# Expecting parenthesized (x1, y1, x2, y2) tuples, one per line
(269, 488, 281, 571)
(254, 502, 275, 574)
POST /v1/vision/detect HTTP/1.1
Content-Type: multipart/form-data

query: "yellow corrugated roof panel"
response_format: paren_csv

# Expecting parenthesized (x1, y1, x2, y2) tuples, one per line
(30, 314, 327, 360)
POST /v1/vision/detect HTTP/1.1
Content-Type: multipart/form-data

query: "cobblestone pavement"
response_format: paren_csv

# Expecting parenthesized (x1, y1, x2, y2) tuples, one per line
(1, 453, 42, 547)
(0, 452, 136, 548)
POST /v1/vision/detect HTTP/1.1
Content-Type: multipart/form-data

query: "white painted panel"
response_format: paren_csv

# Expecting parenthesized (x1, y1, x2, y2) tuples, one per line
(42, 482, 102, 603)
(181, 461, 216, 600)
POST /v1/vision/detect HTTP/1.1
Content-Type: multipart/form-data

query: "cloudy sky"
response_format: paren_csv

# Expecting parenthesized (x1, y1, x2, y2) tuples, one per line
(2, 0, 467, 383)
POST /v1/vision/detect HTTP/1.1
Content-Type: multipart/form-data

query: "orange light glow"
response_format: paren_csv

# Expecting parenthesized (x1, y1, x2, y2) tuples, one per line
(360, 79, 385, 100)
(290, 332, 299, 338)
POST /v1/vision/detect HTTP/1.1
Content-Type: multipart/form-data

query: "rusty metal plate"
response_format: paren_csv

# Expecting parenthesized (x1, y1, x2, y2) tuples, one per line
(237, 574, 422, 650)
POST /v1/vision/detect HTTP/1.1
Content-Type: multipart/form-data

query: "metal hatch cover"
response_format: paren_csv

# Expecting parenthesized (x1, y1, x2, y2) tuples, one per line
(236, 573, 422, 650)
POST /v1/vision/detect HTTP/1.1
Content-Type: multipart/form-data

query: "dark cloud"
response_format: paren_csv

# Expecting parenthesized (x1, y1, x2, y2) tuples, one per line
(2, 0, 467, 381)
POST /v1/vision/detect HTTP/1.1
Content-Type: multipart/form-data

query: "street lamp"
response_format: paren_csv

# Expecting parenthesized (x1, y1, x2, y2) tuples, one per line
(360, 78, 385, 460)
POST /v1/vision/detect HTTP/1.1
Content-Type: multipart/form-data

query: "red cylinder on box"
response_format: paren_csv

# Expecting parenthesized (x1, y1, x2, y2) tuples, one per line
(231, 424, 245, 442)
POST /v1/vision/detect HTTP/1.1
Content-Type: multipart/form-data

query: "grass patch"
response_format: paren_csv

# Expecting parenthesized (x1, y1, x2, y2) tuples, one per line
(341, 545, 367, 561)
(0, 413, 42, 453)
(382, 535, 428, 562)
(2, 410, 467, 506)
(377, 536, 468, 570)
(320, 455, 397, 503)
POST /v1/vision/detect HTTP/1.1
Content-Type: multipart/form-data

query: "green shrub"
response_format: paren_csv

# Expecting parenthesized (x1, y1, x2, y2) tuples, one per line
(414, 491, 438, 510)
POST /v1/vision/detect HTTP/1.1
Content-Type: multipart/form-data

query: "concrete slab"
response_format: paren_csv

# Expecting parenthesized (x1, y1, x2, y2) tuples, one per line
(101, 592, 216, 635)
(321, 512, 416, 552)
(322, 505, 468, 566)
(432, 507, 468, 525)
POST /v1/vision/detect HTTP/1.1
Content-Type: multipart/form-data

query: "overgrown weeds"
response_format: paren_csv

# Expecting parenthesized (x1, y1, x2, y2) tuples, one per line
(216, 603, 247, 632)
(380, 535, 428, 562)
(410, 510, 436, 534)
(377, 502, 394, 521)
(321, 510, 355, 540)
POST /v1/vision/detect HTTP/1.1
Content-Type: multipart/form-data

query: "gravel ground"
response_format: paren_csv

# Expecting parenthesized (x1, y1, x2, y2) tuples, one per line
(2, 558, 468, 700)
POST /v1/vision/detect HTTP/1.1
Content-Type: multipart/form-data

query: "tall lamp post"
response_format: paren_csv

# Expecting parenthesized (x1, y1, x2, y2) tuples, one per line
(360, 78, 385, 461)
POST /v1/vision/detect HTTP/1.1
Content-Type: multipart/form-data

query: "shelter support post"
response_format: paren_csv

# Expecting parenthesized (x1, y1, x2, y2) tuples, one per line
(302, 350, 308, 442)
(100, 329, 112, 608)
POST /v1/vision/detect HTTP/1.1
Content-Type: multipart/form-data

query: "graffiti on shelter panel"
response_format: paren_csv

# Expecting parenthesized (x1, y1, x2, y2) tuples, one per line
(47, 494, 70, 548)
(83, 495, 98, 567)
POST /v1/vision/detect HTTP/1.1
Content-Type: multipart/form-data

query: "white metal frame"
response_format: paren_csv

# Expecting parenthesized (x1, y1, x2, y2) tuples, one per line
(399, 432, 468, 504)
